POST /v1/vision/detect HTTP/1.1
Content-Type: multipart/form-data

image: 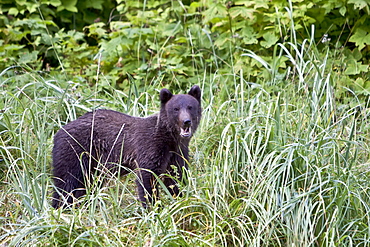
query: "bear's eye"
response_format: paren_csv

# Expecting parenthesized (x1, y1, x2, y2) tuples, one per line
(174, 107, 179, 112)
(187, 106, 193, 110)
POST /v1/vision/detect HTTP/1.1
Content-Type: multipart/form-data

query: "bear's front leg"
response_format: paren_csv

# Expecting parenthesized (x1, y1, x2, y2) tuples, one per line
(135, 169, 156, 207)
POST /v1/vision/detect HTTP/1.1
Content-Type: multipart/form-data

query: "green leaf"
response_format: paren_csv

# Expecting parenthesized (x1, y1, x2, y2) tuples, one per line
(234, 0, 268, 8)
(241, 27, 258, 44)
(352, 48, 363, 61)
(349, 28, 370, 50)
(16, 0, 28, 5)
(24, 1, 39, 13)
(86, 22, 107, 37)
(339, 6, 346, 16)
(85, 0, 104, 9)
(3, 44, 25, 51)
(123, 28, 152, 38)
(19, 50, 38, 64)
(203, 3, 228, 24)
(110, 21, 131, 31)
(348, 0, 369, 10)
(260, 32, 279, 48)
(101, 36, 126, 57)
(229, 6, 254, 19)
(58, 0, 78, 12)
(189, 2, 201, 14)
(354, 78, 370, 95)
(48, 0, 62, 7)
(214, 32, 231, 48)
(67, 30, 85, 41)
(344, 60, 368, 75)
(161, 23, 182, 36)
(364, 80, 370, 91)
(8, 7, 19, 16)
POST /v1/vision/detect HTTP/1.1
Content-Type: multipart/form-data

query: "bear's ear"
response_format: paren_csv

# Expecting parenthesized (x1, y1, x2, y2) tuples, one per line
(160, 88, 173, 104)
(188, 85, 201, 103)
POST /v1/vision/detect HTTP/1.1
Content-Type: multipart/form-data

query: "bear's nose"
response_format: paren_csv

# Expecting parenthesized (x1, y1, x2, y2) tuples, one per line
(183, 119, 191, 127)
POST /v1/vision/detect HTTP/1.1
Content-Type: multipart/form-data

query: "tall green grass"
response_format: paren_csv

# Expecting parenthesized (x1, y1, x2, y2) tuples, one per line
(1, 25, 370, 247)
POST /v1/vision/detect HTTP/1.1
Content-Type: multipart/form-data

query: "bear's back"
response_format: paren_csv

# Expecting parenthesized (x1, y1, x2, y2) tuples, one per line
(53, 109, 159, 156)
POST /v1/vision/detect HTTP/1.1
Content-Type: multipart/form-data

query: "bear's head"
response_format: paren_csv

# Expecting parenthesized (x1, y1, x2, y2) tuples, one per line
(160, 85, 202, 139)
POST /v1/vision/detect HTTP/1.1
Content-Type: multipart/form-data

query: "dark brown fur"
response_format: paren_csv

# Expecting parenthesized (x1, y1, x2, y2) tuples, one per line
(52, 85, 201, 208)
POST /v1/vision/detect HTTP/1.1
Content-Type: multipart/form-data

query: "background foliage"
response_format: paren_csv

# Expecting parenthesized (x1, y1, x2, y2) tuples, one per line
(1, 0, 370, 246)
(1, 0, 369, 93)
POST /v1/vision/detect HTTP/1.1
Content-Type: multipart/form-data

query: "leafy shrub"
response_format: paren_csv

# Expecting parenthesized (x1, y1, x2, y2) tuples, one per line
(0, 0, 369, 95)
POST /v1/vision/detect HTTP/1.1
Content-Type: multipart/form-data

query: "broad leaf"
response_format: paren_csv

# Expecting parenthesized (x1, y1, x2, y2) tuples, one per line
(348, 0, 369, 10)
(229, 6, 254, 19)
(19, 50, 38, 63)
(349, 28, 370, 50)
(344, 60, 369, 75)
(261, 32, 279, 48)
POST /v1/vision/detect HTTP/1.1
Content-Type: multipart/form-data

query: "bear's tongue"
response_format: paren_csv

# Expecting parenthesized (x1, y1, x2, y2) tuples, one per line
(180, 126, 191, 138)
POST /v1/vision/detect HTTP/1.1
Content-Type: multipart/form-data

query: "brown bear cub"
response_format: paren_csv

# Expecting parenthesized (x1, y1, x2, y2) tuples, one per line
(52, 85, 202, 208)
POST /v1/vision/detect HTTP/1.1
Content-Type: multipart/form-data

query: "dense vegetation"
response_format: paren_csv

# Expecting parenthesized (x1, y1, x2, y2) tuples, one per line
(1, 0, 369, 246)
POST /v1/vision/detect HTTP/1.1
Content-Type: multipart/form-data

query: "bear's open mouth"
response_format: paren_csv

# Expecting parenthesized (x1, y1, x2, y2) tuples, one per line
(180, 126, 192, 138)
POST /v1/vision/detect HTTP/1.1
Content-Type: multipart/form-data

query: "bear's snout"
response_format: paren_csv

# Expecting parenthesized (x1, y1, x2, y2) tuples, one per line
(179, 115, 193, 138)
(183, 119, 191, 127)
